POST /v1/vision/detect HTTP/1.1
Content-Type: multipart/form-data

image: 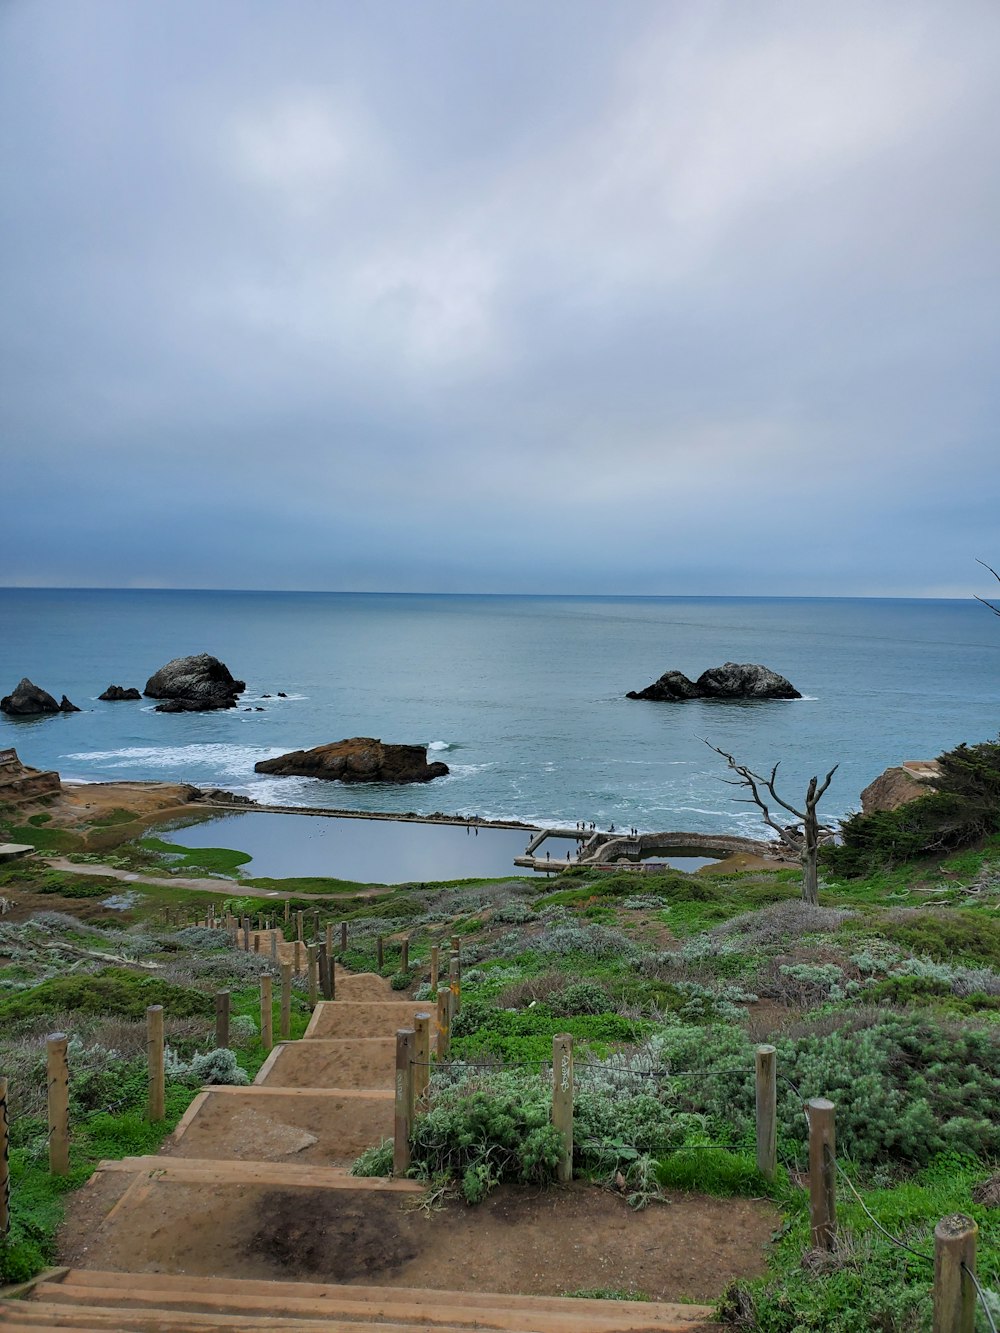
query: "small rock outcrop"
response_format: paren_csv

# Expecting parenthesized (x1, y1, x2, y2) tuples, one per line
(255, 738, 449, 784)
(58, 695, 80, 713)
(627, 662, 801, 702)
(144, 655, 246, 712)
(99, 685, 142, 701)
(860, 762, 940, 815)
(1, 678, 62, 715)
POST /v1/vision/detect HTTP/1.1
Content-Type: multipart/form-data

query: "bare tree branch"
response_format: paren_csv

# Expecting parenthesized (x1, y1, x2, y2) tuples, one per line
(975, 558, 1000, 617)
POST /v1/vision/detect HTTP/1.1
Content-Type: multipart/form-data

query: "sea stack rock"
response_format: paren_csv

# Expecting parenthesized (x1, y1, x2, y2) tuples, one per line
(0, 678, 62, 715)
(144, 654, 246, 712)
(58, 695, 81, 713)
(99, 685, 142, 701)
(255, 738, 449, 784)
(627, 662, 801, 701)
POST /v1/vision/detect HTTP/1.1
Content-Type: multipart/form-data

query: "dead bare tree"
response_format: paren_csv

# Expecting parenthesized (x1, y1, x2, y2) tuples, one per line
(705, 742, 838, 905)
(975, 559, 1000, 617)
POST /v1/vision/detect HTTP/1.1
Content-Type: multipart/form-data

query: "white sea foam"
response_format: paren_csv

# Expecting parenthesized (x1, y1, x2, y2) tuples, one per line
(61, 743, 286, 778)
(428, 740, 451, 751)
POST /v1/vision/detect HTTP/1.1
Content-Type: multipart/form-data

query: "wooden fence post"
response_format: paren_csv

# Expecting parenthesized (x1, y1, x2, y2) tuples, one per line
(215, 990, 230, 1049)
(307, 944, 318, 1008)
(755, 1044, 777, 1182)
(933, 1214, 978, 1333)
(47, 1033, 69, 1175)
(400, 937, 409, 973)
(0, 1074, 10, 1236)
(312, 909, 320, 940)
(449, 952, 461, 1016)
(294, 939, 303, 974)
(270, 931, 278, 963)
(376, 935, 384, 971)
(450, 936, 461, 984)
(430, 945, 439, 992)
(413, 1012, 431, 1107)
(319, 944, 332, 1000)
(146, 1006, 165, 1122)
(394, 1029, 415, 1175)
(296, 910, 304, 943)
(260, 974, 273, 1053)
(280, 963, 292, 1040)
(552, 1033, 574, 1184)
(807, 1097, 836, 1250)
(436, 987, 450, 1060)
(284, 898, 290, 923)
(340, 920, 348, 952)
(325, 922, 334, 967)
(242, 916, 251, 951)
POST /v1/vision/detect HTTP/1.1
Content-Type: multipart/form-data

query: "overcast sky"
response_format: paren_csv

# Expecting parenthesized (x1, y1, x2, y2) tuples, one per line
(2, 1, 999, 595)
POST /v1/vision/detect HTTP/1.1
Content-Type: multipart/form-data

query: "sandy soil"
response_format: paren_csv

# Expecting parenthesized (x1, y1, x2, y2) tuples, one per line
(61, 1176, 775, 1303)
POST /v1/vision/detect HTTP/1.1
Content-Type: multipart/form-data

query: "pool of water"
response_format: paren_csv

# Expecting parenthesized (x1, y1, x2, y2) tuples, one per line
(167, 811, 536, 883)
(632, 852, 722, 872)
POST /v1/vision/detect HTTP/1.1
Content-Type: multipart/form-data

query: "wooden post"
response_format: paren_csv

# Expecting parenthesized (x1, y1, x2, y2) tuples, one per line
(284, 898, 290, 923)
(0, 1074, 10, 1236)
(312, 909, 320, 940)
(260, 974, 273, 1053)
(270, 931, 278, 963)
(376, 935, 384, 971)
(215, 990, 230, 1048)
(253, 932, 260, 954)
(450, 935, 461, 984)
(394, 1029, 415, 1175)
(807, 1097, 836, 1250)
(242, 915, 251, 951)
(400, 937, 409, 973)
(340, 920, 348, 952)
(325, 922, 334, 961)
(436, 987, 450, 1059)
(552, 1034, 574, 1184)
(307, 944, 318, 1007)
(318, 944, 331, 1000)
(146, 1006, 165, 1122)
(413, 1012, 431, 1107)
(280, 963, 292, 1040)
(47, 1033, 69, 1175)
(755, 1044, 777, 1182)
(296, 909, 304, 943)
(430, 944, 439, 992)
(933, 1214, 978, 1333)
(449, 951, 461, 1015)
(294, 939, 303, 974)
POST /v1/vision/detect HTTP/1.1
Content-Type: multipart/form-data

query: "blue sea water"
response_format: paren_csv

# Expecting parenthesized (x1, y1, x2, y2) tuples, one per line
(1, 589, 997, 838)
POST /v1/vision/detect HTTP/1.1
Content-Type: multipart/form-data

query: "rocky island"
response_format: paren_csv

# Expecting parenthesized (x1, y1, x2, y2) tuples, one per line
(0, 678, 80, 715)
(255, 737, 449, 783)
(143, 654, 246, 712)
(627, 662, 801, 701)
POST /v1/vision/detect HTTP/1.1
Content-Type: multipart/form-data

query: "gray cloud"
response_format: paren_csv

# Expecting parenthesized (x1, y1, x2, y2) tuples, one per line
(2, 0, 999, 593)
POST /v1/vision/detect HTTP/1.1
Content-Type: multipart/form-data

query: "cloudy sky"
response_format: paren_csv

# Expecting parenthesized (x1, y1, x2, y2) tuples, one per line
(2, 0, 998, 595)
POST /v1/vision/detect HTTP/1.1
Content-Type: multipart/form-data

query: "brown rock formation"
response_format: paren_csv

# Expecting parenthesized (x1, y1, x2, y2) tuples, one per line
(860, 762, 941, 815)
(255, 738, 449, 784)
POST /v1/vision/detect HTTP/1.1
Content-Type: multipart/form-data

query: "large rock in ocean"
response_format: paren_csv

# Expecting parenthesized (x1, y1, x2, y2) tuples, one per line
(627, 662, 801, 701)
(144, 654, 245, 712)
(1, 678, 62, 715)
(255, 738, 449, 784)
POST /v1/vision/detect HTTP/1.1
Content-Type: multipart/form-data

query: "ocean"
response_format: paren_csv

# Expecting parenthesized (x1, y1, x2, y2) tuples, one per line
(1, 589, 997, 838)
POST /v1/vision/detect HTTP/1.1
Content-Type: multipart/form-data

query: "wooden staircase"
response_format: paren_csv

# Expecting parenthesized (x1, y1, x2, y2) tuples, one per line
(0, 946, 717, 1331)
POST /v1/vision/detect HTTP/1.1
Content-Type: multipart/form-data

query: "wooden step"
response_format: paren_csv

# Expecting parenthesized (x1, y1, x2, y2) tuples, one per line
(305, 1000, 431, 1039)
(0, 1303, 537, 1332)
(16, 1270, 715, 1330)
(256, 1037, 395, 1089)
(95, 1156, 415, 1191)
(170, 1086, 393, 1163)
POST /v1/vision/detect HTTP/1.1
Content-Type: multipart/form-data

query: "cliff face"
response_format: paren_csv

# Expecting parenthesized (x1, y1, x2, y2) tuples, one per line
(860, 762, 941, 815)
(0, 747, 61, 806)
(255, 737, 449, 784)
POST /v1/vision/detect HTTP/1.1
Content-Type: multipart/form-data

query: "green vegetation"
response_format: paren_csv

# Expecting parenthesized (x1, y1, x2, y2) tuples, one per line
(828, 737, 1000, 876)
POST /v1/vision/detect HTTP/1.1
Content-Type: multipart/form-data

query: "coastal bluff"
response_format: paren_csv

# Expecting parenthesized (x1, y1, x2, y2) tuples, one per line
(255, 737, 449, 783)
(627, 662, 801, 702)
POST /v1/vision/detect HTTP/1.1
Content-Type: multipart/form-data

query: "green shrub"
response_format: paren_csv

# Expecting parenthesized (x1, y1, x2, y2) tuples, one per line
(0, 969, 214, 1025)
(350, 1138, 393, 1177)
(553, 981, 610, 1015)
(390, 971, 413, 990)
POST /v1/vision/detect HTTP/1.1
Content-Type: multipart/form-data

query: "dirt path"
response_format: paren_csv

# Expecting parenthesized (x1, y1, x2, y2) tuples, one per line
(43, 856, 388, 899)
(56, 960, 775, 1314)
